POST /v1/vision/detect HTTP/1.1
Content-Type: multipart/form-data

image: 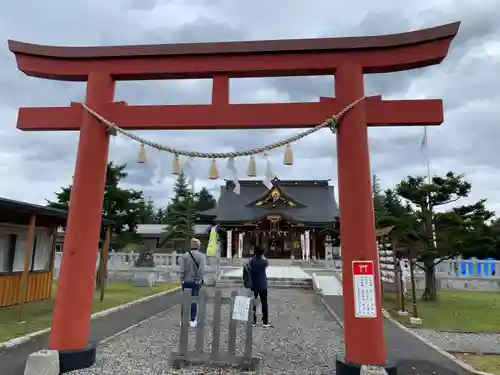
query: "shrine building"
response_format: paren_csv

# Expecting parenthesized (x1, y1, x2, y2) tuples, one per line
(200, 178, 340, 259)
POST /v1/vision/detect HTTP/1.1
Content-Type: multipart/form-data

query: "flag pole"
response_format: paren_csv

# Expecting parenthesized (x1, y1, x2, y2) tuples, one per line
(422, 126, 432, 184)
(421, 126, 437, 248)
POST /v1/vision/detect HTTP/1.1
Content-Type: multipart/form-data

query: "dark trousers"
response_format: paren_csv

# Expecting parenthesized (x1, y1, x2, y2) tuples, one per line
(182, 281, 201, 321)
(253, 288, 269, 324)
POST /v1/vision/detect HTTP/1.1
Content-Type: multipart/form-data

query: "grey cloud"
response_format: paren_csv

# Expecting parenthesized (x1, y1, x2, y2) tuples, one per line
(418, 1, 500, 51)
(142, 17, 245, 44)
(426, 55, 500, 112)
(128, 0, 159, 10)
(266, 1, 500, 103)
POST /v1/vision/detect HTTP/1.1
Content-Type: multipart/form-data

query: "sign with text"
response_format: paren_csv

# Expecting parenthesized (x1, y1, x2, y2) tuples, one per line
(352, 261, 377, 318)
(232, 296, 251, 322)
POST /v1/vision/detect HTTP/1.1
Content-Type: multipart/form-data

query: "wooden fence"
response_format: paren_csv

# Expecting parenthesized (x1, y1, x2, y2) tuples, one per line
(171, 289, 259, 371)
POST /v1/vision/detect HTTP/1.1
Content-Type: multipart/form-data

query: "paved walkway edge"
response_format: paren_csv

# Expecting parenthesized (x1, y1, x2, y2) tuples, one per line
(380, 309, 495, 375)
(99, 296, 181, 346)
(320, 296, 344, 328)
(322, 273, 494, 375)
(0, 286, 181, 351)
(322, 296, 493, 374)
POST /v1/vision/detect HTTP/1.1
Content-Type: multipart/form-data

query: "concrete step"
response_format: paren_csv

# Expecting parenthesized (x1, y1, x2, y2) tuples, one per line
(222, 266, 313, 280)
(218, 277, 313, 290)
(312, 273, 343, 295)
(222, 275, 311, 282)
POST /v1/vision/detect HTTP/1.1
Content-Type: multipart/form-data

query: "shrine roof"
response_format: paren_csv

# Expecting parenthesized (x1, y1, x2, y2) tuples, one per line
(0, 197, 112, 227)
(205, 179, 339, 224)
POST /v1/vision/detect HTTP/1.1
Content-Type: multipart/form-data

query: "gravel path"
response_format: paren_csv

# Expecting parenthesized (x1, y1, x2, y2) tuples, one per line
(71, 288, 344, 375)
(410, 328, 500, 354)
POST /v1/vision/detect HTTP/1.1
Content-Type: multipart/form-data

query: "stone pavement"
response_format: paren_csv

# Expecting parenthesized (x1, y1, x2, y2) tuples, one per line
(322, 295, 474, 375)
(2, 286, 482, 375)
(72, 288, 344, 375)
(223, 265, 312, 280)
(0, 289, 182, 375)
(409, 328, 500, 354)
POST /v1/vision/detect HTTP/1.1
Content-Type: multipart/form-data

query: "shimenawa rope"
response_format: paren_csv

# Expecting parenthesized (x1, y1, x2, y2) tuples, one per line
(81, 96, 368, 159)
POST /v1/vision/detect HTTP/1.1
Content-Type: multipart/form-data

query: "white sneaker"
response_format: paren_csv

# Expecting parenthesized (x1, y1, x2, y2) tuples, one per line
(189, 320, 198, 328)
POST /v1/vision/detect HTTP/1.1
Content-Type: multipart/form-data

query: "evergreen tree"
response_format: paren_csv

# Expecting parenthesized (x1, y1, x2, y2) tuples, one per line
(163, 171, 197, 251)
(155, 207, 167, 223)
(377, 171, 498, 301)
(46, 162, 147, 248)
(372, 174, 412, 229)
(194, 187, 217, 212)
(372, 174, 388, 225)
(394, 172, 489, 301)
(137, 198, 158, 224)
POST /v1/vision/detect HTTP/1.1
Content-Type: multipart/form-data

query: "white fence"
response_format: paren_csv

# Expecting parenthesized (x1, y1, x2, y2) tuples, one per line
(53, 251, 220, 284)
(327, 256, 500, 292)
(53, 253, 498, 276)
(53, 251, 498, 290)
(432, 258, 498, 278)
(53, 251, 342, 276)
(53, 251, 184, 272)
(412, 258, 500, 291)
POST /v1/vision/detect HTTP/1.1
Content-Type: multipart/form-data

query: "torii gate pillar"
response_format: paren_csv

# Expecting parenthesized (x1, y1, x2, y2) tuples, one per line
(8, 21, 459, 374)
(335, 63, 387, 367)
(49, 73, 114, 352)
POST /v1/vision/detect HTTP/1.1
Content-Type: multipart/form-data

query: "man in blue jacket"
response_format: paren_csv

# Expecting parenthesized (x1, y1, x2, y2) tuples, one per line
(249, 245, 272, 327)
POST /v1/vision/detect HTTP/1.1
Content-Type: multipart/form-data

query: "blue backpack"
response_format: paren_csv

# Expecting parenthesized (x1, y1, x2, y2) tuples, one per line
(242, 262, 253, 289)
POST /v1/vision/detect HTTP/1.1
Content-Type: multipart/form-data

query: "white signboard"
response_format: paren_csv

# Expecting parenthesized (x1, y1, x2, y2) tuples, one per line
(232, 296, 251, 322)
(226, 230, 232, 259)
(304, 230, 310, 260)
(238, 232, 244, 258)
(352, 260, 377, 318)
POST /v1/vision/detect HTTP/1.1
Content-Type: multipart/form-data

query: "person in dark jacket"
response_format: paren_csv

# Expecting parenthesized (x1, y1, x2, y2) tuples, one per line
(249, 245, 271, 327)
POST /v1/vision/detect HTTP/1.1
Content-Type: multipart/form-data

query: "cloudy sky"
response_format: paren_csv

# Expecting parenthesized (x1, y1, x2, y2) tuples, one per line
(0, 0, 499, 213)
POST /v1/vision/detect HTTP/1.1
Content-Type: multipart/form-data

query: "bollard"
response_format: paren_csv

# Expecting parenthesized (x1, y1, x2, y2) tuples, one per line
(361, 365, 389, 375)
(336, 356, 397, 374)
(24, 349, 59, 375)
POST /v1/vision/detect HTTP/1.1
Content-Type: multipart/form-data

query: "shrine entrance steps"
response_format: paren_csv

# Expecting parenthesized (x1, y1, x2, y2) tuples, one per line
(219, 258, 341, 271)
(218, 264, 344, 291)
(219, 266, 313, 289)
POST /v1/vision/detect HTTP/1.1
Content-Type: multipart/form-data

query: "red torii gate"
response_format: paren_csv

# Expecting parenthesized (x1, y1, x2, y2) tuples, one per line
(9, 21, 459, 374)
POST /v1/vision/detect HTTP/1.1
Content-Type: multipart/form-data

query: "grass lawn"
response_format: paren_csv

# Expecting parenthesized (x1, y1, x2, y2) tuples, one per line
(455, 353, 500, 374)
(0, 282, 179, 343)
(382, 290, 500, 332)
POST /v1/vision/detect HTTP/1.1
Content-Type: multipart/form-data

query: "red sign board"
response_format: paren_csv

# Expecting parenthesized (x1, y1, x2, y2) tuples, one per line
(352, 261, 374, 276)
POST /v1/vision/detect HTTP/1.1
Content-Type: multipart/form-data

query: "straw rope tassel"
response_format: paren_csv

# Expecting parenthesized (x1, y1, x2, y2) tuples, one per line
(247, 156, 257, 177)
(137, 143, 147, 163)
(208, 159, 219, 179)
(172, 154, 181, 175)
(283, 144, 293, 165)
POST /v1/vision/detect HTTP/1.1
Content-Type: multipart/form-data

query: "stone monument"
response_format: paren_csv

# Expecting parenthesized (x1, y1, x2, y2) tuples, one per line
(132, 244, 157, 287)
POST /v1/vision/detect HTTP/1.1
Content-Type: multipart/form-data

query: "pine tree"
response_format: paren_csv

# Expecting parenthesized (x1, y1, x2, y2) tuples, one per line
(163, 171, 197, 251)
(46, 162, 148, 248)
(194, 187, 217, 212)
(372, 174, 387, 226)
